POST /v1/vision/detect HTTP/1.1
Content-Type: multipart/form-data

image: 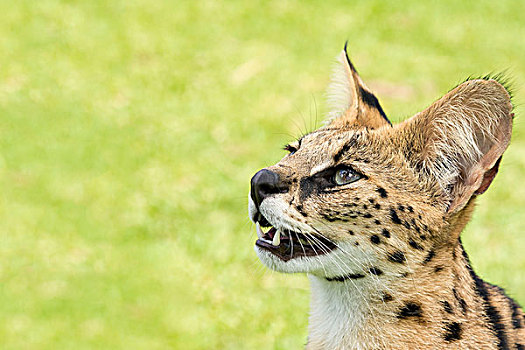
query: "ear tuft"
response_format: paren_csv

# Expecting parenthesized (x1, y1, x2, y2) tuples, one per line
(462, 72, 514, 101)
(325, 44, 391, 129)
(325, 47, 358, 124)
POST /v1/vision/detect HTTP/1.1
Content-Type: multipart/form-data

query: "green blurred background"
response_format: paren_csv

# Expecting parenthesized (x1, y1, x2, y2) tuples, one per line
(0, 0, 524, 349)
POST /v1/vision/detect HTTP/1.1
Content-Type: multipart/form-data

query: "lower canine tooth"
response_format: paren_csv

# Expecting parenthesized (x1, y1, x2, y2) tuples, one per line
(256, 223, 263, 239)
(272, 230, 281, 246)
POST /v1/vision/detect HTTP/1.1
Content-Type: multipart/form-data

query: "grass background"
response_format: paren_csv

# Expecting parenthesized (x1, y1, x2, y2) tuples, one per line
(0, 0, 524, 349)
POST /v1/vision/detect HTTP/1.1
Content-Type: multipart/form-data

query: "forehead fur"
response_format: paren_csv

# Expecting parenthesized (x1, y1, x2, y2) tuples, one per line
(279, 126, 445, 203)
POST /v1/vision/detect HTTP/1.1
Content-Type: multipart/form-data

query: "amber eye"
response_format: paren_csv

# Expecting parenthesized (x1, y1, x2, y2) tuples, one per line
(333, 168, 361, 185)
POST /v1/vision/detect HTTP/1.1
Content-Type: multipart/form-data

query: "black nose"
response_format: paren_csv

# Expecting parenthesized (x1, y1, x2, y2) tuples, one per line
(250, 169, 287, 208)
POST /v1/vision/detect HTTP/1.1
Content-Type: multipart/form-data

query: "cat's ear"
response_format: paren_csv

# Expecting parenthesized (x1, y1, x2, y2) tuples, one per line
(325, 44, 392, 129)
(397, 79, 513, 214)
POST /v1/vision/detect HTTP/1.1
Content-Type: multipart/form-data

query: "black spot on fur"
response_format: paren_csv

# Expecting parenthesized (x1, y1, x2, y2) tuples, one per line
(296, 204, 308, 217)
(388, 251, 406, 264)
(370, 235, 380, 244)
(354, 241, 359, 246)
(510, 299, 523, 329)
(435, 266, 444, 272)
(407, 206, 414, 213)
(459, 298, 467, 314)
(443, 322, 462, 342)
(409, 239, 424, 251)
(376, 187, 388, 198)
(369, 267, 383, 275)
(398, 302, 422, 319)
(452, 289, 467, 314)
(419, 234, 426, 240)
(381, 292, 394, 302)
(423, 250, 435, 264)
(398, 204, 405, 212)
(374, 219, 381, 225)
(381, 229, 390, 238)
(374, 203, 381, 210)
(403, 221, 411, 229)
(321, 213, 347, 222)
(390, 209, 402, 225)
(363, 204, 368, 210)
(382, 293, 393, 302)
(363, 213, 373, 219)
(452, 288, 459, 300)
(441, 301, 453, 314)
(326, 273, 365, 282)
(343, 203, 358, 208)
(368, 198, 375, 204)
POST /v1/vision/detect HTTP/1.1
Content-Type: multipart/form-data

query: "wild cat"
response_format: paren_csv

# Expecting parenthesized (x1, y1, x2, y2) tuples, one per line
(248, 46, 524, 349)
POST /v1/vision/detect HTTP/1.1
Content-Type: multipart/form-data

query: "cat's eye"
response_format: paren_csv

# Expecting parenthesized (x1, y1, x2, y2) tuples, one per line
(333, 168, 361, 185)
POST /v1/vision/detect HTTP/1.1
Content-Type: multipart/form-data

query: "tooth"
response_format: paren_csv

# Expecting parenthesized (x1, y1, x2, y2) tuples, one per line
(272, 230, 281, 246)
(256, 223, 263, 239)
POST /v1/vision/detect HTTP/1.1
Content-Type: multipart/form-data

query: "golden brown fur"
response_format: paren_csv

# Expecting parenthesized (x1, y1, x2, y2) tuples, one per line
(249, 48, 524, 349)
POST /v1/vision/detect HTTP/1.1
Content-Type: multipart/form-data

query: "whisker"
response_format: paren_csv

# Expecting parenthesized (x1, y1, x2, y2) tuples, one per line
(307, 222, 391, 348)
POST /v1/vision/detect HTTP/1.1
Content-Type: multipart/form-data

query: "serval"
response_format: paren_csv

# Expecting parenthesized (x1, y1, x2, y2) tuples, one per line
(249, 45, 524, 349)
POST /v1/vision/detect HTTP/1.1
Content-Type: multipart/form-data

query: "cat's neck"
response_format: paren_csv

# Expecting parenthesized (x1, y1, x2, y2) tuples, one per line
(305, 242, 478, 350)
(307, 274, 375, 350)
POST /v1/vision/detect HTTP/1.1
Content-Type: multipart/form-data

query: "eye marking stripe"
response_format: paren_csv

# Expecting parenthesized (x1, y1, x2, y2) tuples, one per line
(333, 134, 360, 162)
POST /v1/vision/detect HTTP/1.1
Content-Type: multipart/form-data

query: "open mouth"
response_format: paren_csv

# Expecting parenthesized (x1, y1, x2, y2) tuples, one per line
(255, 222, 337, 261)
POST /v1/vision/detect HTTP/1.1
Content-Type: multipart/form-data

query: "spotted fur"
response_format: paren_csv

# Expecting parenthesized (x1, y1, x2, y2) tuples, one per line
(249, 47, 524, 349)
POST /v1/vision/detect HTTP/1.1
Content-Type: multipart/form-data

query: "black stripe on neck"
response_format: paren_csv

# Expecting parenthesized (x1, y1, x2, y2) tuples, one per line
(460, 240, 509, 349)
(326, 273, 365, 282)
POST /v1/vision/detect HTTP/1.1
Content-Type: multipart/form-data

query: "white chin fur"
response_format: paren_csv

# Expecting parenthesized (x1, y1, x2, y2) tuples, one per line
(250, 196, 379, 278)
(254, 245, 322, 274)
(255, 242, 377, 278)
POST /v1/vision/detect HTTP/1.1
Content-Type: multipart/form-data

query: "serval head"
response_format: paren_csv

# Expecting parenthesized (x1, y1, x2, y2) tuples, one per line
(248, 45, 513, 282)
